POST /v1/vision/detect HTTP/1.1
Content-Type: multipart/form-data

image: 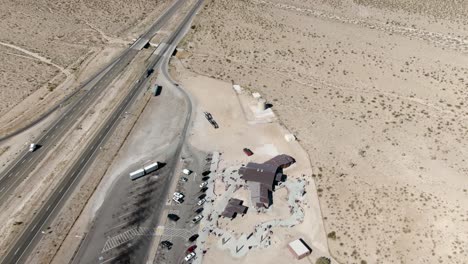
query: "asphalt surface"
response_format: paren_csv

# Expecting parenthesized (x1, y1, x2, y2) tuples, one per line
(0, 0, 198, 263)
(154, 149, 211, 264)
(0, 0, 185, 205)
(72, 1, 205, 263)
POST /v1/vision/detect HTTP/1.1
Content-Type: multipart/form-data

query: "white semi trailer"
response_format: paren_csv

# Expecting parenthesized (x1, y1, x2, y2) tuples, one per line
(144, 162, 159, 174)
(129, 168, 145, 181)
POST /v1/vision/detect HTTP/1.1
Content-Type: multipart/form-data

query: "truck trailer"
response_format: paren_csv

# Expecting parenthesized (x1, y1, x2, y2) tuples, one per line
(129, 168, 145, 181)
(144, 162, 159, 174)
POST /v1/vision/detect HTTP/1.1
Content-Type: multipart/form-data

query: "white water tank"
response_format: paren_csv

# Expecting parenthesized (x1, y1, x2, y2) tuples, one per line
(257, 98, 267, 111)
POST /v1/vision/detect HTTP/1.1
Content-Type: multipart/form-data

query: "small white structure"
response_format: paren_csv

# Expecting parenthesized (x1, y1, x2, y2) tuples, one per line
(287, 239, 311, 260)
(257, 98, 267, 111)
(232, 84, 242, 94)
(252, 92, 262, 99)
(284, 134, 296, 142)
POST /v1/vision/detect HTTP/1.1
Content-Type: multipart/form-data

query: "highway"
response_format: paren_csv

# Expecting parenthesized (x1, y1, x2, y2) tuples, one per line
(0, 0, 186, 204)
(0, 0, 204, 263)
(0, 0, 185, 143)
(71, 2, 204, 258)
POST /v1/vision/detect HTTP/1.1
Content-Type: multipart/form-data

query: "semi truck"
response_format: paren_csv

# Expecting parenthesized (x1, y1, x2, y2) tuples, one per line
(129, 168, 145, 181)
(144, 162, 159, 174)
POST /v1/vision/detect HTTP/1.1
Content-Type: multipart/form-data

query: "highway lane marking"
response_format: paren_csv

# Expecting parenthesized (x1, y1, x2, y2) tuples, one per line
(46, 205, 51, 211)
(100, 256, 117, 264)
(108, 221, 130, 231)
(21, 160, 25, 164)
(80, 158, 85, 164)
(0, 187, 4, 192)
(31, 223, 37, 231)
(45, 135, 49, 139)
(14, 247, 20, 255)
(118, 209, 139, 218)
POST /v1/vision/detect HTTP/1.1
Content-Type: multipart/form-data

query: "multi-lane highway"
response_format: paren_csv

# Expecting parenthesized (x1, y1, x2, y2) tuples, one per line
(0, 0, 186, 204)
(0, 0, 204, 263)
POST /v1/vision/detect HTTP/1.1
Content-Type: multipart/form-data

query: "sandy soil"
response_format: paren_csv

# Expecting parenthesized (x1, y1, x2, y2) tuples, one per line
(0, 0, 172, 132)
(177, 0, 468, 263)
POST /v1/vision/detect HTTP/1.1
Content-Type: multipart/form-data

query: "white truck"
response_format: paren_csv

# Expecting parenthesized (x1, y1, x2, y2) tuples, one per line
(144, 162, 159, 174)
(129, 169, 145, 181)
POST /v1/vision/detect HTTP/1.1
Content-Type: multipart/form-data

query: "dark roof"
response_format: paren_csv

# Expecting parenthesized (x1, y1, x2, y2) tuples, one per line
(228, 198, 243, 206)
(222, 199, 248, 218)
(239, 154, 295, 209)
(239, 162, 277, 188)
(264, 154, 295, 168)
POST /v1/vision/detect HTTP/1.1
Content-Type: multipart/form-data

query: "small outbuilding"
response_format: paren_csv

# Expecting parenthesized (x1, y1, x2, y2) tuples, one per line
(287, 238, 311, 260)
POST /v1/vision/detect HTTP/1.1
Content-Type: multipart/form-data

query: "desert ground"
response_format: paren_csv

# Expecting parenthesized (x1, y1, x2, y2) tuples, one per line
(0, 0, 172, 135)
(177, 0, 468, 263)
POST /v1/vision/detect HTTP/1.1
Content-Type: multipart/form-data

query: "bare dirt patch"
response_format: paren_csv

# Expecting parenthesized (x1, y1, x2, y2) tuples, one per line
(177, 0, 468, 263)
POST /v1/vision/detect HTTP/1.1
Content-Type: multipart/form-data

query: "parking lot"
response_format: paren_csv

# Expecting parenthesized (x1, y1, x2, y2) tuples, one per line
(154, 150, 214, 264)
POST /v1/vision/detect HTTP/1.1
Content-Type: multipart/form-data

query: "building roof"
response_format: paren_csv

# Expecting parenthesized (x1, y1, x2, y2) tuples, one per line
(222, 199, 248, 218)
(264, 154, 295, 168)
(239, 162, 277, 189)
(240, 154, 295, 209)
(250, 182, 270, 208)
(288, 239, 311, 257)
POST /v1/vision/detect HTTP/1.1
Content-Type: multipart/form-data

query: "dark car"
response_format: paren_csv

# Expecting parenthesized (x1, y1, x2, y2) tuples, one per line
(202, 170, 211, 176)
(198, 194, 206, 200)
(195, 207, 204, 214)
(146, 68, 154, 77)
(188, 234, 199, 242)
(187, 245, 197, 253)
(200, 187, 208, 193)
(179, 177, 188, 183)
(161, 240, 173, 249)
(243, 148, 254, 156)
(168, 214, 180, 221)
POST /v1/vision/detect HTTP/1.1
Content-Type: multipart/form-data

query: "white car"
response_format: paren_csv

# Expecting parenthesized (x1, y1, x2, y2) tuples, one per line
(191, 214, 203, 223)
(197, 198, 206, 206)
(29, 143, 37, 152)
(182, 169, 191, 175)
(199, 181, 208, 188)
(184, 252, 196, 262)
(173, 192, 184, 199)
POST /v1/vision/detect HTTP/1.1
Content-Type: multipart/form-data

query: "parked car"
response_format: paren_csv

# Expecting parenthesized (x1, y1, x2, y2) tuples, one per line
(188, 234, 199, 242)
(197, 198, 206, 206)
(172, 196, 183, 204)
(161, 240, 173, 249)
(173, 192, 184, 199)
(200, 187, 208, 193)
(195, 207, 204, 214)
(199, 181, 208, 188)
(168, 214, 180, 221)
(191, 214, 203, 224)
(184, 252, 196, 262)
(182, 169, 191, 175)
(243, 148, 254, 156)
(180, 177, 188, 183)
(187, 245, 197, 253)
